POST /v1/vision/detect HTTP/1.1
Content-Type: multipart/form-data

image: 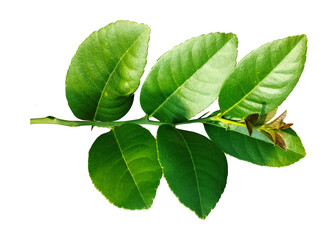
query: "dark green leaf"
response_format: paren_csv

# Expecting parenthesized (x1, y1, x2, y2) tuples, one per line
(157, 125, 228, 219)
(66, 20, 150, 121)
(219, 35, 307, 118)
(204, 123, 306, 167)
(141, 33, 238, 123)
(89, 124, 161, 210)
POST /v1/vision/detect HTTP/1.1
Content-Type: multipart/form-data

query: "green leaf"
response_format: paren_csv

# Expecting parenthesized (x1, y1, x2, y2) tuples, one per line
(88, 124, 162, 210)
(204, 123, 306, 167)
(219, 35, 307, 118)
(140, 33, 238, 123)
(157, 125, 228, 219)
(66, 20, 150, 121)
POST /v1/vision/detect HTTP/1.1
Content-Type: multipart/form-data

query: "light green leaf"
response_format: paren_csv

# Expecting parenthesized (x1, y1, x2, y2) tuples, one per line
(157, 125, 228, 219)
(66, 20, 150, 121)
(204, 123, 306, 167)
(89, 124, 162, 210)
(219, 35, 307, 118)
(141, 33, 238, 123)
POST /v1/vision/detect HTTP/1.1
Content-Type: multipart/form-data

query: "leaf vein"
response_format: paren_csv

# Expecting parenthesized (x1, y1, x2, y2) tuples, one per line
(176, 130, 205, 217)
(222, 37, 305, 116)
(93, 30, 147, 121)
(149, 35, 235, 118)
(112, 129, 148, 208)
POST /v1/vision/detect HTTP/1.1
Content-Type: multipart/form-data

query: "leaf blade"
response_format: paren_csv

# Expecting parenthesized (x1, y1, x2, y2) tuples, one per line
(66, 20, 150, 121)
(141, 33, 238, 123)
(204, 123, 306, 167)
(157, 125, 228, 218)
(89, 124, 162, 209)
(219, 35, 307, 118)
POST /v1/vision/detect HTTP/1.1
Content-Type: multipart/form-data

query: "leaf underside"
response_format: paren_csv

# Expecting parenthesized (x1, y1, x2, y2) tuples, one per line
(157, 125, 228, 219)
(219, 35, 307, 118)
(204, 123, 306, 167)
(89, 124, 162, 209)
(141, 32, 238, 123)
(66, 20, 150, 121)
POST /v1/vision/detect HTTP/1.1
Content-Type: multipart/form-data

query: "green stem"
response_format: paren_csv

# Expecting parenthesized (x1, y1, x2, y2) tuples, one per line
(30, 116, 215, 128)
(209, 115, 246, 127)
(30, 114, 249, 129)
(30, 116, 165, 128)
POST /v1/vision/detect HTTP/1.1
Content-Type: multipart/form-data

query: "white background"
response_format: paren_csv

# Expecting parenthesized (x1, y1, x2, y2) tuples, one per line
(1, 0, 335, 239)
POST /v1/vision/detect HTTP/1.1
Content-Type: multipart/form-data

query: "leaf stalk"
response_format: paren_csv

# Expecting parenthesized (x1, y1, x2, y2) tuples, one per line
(30, 114, 256, 129)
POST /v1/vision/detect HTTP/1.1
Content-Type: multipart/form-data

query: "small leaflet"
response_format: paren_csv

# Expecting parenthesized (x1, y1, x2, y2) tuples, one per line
(244, 113, 259, 136)
(274, 131, 287, 150)
(267, 110, 287, 128)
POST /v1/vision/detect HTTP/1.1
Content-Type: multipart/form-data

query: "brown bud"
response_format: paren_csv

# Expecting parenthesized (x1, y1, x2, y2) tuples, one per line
(244, 113, 259, 136)
(274, 131, 287, 150)
(280, 123, 293, 129)
(267, 110, 287, 128)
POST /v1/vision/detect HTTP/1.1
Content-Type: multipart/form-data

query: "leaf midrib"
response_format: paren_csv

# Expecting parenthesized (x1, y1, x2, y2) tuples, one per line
(221, 36, 305, 116)
(149, 34, 235, 118)
(177, 130, 204, 218)
(112, 129, 148, 208)
(93, 30, 147, 121)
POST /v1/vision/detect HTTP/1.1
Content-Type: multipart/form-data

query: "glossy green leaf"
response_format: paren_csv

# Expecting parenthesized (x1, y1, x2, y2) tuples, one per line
(141, 33, 238, 123)
(157, 125, 228, 219)
(66, 20, 150, 121)
(219, 35, 307, 118)
(88, 124, 162, 210)
(204, 123, 306, 167)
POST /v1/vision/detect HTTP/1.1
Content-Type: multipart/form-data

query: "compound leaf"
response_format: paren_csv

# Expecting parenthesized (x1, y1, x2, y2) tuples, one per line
(89, 124, 162, 209)
(141, 33, 238, 123)
(204, 123, 306, 167)
(157, 125, 228, 219)
(66, 20, 150, 121)
(219, 35, 307, 118)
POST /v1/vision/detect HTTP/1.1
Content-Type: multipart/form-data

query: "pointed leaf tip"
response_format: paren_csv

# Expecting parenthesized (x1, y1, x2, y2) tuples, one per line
(267, 110, 287, 128)
(281, 123, 293, 129)
(245, 119, 254, 136)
